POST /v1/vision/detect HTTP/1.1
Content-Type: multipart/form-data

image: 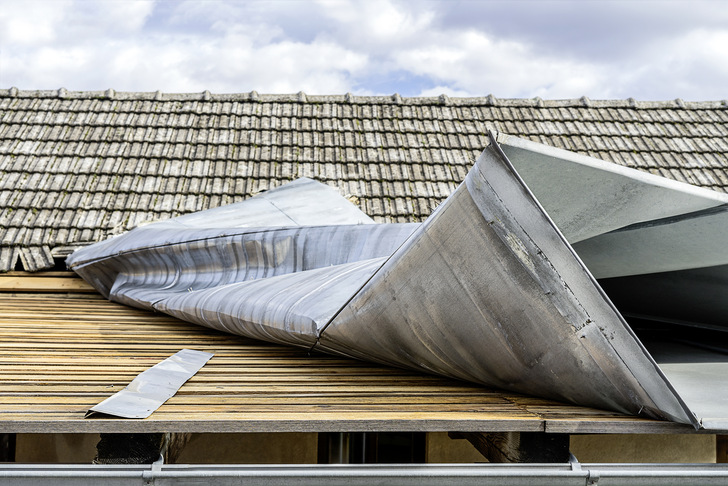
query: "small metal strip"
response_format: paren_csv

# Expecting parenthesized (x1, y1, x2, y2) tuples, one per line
(86, 349, 213, 419)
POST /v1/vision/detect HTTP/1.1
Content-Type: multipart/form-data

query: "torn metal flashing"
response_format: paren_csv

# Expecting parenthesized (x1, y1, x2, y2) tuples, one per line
(69, 132, 728, 430)
(86, 349, 213, 419)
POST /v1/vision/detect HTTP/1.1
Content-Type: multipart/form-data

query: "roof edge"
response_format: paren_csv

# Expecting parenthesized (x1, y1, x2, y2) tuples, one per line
(2, 88, 728, 109)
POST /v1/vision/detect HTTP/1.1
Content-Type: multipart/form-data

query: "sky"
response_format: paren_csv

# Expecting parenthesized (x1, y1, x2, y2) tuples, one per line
(1, 0, 727, 100)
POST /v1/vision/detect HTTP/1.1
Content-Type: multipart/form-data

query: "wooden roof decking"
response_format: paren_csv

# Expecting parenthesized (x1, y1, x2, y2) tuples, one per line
(0, 273, 695, 435)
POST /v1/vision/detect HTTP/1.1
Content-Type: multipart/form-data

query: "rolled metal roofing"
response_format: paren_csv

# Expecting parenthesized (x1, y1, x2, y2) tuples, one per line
(68, 131, 728, 430)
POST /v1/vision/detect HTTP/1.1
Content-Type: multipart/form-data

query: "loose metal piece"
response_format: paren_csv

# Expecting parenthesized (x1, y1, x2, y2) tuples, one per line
(69, 132, 728, 430)
(86, 349, 213, 419)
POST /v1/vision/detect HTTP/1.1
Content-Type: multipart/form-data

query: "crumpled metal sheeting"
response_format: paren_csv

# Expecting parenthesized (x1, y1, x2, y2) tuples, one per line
(66, 176, 374, 274)
(70, 133, 725, 428)
(75, 224, 417, 308)
(68, 179, 417, 348)
(317, 142, 694, 425)
(154, 258, 388, 347)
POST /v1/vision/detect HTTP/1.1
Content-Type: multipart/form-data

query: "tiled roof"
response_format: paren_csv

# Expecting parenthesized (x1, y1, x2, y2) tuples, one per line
(2, 88, 728, 271)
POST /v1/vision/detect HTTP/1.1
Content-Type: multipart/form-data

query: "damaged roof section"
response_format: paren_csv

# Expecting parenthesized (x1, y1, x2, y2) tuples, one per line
(2, 89, 728, 271)
(68, 132, 728, 431)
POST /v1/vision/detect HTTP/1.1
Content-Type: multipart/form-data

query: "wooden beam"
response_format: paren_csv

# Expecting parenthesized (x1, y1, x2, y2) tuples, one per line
(0, 272, 95, 293)
(449, 431, 570, 463)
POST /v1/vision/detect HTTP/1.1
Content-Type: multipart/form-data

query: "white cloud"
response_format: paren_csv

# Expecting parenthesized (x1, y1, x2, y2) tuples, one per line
(74, 1, 155, 34)
(0, 0, 72, 46)
(418, 85, 473, 98)
(392, 29, 605, 98)
(1, 0, 728, 100)
(629, 28, 728, 100)
(1, 0, 369, 93)
(318, 0, 435, 48)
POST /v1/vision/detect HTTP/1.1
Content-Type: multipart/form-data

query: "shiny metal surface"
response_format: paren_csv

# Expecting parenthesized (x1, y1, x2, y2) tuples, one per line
(68, 179, 417, 347)
(646, 341, 728, 431)
(86, 349, 213, 419)
(69, 133, 728, 429)
(498, 133, 728, 246)
(318, 139, 693, 425)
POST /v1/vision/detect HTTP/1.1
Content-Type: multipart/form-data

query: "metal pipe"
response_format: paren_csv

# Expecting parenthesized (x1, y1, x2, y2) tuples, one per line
(1, 463, 728, 486)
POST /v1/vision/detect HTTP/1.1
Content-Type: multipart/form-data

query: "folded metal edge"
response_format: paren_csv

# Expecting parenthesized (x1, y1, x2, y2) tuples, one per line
(316, 131, 697, 427)
(85, 349, 213, 419)
(485, 131, 698, 427)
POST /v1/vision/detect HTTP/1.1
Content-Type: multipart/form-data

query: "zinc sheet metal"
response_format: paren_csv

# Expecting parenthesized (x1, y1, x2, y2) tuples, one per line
(69, 133, 728, 428)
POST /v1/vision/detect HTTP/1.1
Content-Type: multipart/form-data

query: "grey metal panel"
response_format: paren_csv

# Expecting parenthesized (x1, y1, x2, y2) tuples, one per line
(498, 134, 728, 279)
(646, 341, 728, 431)
(317, 139, 694, 425)
(68, 178, 417, 348)
(69, 132, 728, 429)
(153, 258, 387, 347)
(498, 134, 728, 244)
(86, 349, 213, 419)
(573, 206, 728, 278)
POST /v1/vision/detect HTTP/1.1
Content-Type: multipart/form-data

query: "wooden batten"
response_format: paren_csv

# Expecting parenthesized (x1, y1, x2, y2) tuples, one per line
(449, 431, 570, 463)
(0, 272, 95, 293)
(0, 283, 698, 435)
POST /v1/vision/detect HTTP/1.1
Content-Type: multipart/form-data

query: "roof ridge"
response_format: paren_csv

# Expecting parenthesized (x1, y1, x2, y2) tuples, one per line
(1, 88, 727, 109)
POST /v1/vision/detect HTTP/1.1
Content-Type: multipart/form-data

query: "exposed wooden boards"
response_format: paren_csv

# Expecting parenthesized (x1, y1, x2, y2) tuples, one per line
(0, 272, 95, 292)
(0, 289, 697, 435)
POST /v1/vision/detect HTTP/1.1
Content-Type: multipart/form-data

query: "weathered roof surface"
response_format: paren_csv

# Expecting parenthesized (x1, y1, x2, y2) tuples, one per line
(0, 275, 693, 434)
(2, 88, 728, 271)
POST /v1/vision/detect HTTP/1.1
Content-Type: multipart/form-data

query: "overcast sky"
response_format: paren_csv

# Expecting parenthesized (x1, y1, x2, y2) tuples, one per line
(1, 0, 727, 100)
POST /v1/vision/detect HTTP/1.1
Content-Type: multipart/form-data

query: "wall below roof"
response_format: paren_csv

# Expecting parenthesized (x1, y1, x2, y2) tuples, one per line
(13, 432, 718, 464)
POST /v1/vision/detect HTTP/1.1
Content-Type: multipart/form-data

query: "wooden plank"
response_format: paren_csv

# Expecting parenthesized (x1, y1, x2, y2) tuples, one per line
(449, 431, 570, 463)
(0, 274, 95, 292)
(544, 418, 697, 434)
(0, 417, 547, 434)
(0, 292, 700, 435)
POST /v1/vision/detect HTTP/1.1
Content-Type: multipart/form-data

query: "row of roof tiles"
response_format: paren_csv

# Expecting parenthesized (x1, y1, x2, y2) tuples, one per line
(3, 101, 728, 127)
(2, 154, 725, 182)
(4, 165, 723, 212)
(4, 135, 727, 158)
(2, 89, 728, 271)
(3, 88, 728, 109)
(3, 119, 726, 141)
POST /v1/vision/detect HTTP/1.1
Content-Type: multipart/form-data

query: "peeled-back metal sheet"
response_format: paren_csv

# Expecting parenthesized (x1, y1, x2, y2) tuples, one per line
(69, 132, 728, 429)
(86, 349, 213, 419)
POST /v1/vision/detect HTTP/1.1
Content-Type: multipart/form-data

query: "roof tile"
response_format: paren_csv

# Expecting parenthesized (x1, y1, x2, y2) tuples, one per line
(3, 90, 728, 270)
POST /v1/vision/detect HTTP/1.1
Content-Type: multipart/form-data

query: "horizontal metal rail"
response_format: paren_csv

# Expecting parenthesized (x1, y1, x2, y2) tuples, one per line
(1, 463, 728, 486)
